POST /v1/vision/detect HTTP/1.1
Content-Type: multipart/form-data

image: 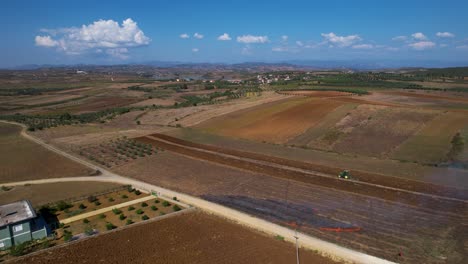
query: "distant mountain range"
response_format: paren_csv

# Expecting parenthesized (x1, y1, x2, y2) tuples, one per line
(3, 60, 468, 71)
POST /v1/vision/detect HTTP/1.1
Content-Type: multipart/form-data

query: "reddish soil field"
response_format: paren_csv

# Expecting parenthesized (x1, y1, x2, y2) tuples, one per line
(232, 99, 344, 143)
(15, 212, 339, 264)
(278, 90, 352, 97)
(112, 150, 467, 264)
(140, 133, 467, 201)
(200, 98, 344, 143)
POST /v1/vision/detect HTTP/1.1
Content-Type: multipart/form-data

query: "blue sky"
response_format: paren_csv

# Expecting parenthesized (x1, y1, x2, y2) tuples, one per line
(2, 0, 468, 67)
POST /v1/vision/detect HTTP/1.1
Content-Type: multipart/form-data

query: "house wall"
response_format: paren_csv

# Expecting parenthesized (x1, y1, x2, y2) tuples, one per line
(0, 226, 12, 250)
(11, 220, 32, 245)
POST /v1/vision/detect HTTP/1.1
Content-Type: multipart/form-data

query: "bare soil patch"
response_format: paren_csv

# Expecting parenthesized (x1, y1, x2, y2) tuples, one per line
(279, 90, 352, 97)
(17, 212, 339, 264)
(0, 122, 93, 183)
(0, 182, 122, 206)
(330, 105, 437, 157)
(113, 149, 466, 264)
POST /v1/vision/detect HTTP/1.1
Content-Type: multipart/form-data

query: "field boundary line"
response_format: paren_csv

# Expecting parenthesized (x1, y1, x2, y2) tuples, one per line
(0, 120, 396, 264)
(145, 135, 467, 204)
(6, 207, 196, 264)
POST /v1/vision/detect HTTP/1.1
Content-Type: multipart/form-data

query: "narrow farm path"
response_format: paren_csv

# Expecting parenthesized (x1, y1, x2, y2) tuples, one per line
(0, 120, 396, 264)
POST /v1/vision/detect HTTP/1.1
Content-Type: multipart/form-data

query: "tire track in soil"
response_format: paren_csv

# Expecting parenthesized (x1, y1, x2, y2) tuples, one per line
(136, 134, 467, 264)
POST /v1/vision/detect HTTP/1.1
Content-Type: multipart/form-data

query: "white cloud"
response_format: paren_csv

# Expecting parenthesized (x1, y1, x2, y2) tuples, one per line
(237, 35, 269, 44)
(194, 32, 204, 39)
(408, 41, 435, 50)
(35, 35, 59, 47)
(192, 48, 199, 52)
(352, 44, 373, 49)
(180, 33, 190, 39)
(320, 32, 361, 47)
(411, 32, 427, 40)
(272, 47, 288, 52)
(217, 33, 231, 41)
(436, 32, 455, 38)
(106, 48, 129, 59)
(35, 18, 150, 58)
(456, 45, 468, 50)
(392, 36, 407, 41)
(241, 45, 252, 55)
(440, 43, 448, 48)
(281, 35, 288, 41)
(296, 41, 304, 47)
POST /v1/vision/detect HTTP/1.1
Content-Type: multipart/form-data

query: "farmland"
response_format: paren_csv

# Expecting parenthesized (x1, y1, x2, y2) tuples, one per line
(15, 212, 339, 264)
(0, 182, 122, 206)
(1, 66, 467, 264)
(114, 149, 467, 264)
(0, 122, 93, 183)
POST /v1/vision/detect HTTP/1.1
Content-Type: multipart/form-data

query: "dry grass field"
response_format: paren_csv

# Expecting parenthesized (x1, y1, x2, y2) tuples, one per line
(16, 212, 339, 264)
(391, 112, 468, 163)
(0, 122, 93, 183)
(0, 182, 122, 206)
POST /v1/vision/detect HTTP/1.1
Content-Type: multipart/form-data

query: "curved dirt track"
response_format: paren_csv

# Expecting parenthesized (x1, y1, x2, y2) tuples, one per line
(0, 121, 395, 264)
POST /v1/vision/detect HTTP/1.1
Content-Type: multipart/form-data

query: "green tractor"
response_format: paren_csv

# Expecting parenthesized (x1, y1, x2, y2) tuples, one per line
(338, 170, 351, 179)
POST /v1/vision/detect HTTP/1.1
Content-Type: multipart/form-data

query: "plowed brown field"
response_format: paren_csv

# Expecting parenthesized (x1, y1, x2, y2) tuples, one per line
(16, 212, 339, 264)
(199, 98, 343, 143)
(113, 148, 467, 264)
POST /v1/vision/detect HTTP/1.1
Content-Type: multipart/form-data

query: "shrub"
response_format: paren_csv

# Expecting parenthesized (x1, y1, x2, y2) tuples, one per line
(87, 195, 97, 203)
(84, 226, 94, 236)
(119, 214, 126, 220)
(162, 201, 170, 207)
(105, 222, 116, 231)
(9, 242, 29, 256)
(159, 212, 166, 216)
(135, 190, 141, 195)
(94, 201, 101, 206)
(78, 203, 86, 210)
(1, 186, 11, 191)
(154, 199, 160, 204)
(141, 215, 149, 221)
(112, 208, 122, 215)
(128, 206, 135, 211)
(55, 200, 73, 211)
(173, 205, 181, 212)
(136, 209, 144, 215)
(127, 186, 135, 192)
(126, 219, 133, 225)
(141, 202, 148, 207)
(172, 197, 178, 201)
(151, 206, 158, 211)
(83, 218, 90, 224)
(275, 235, 285, 241)
(108, 197, 115, 202)
(99, 214, 106, 219)
(121, 194, 128, 199)
(63, 230, 73, 242)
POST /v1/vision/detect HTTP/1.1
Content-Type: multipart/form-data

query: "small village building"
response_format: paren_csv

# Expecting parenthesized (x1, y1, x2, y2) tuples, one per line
(0, 200, 49, 250)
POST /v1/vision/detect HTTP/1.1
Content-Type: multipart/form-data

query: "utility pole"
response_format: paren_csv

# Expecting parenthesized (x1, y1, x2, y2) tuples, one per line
(294, 228, 300, 264)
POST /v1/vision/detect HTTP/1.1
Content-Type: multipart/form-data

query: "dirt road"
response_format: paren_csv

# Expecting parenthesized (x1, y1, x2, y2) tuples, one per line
(0, 121, 396, 264)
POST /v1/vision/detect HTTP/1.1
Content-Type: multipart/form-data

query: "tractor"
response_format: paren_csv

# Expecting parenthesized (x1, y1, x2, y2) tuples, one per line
(338, 170, 351, 179)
